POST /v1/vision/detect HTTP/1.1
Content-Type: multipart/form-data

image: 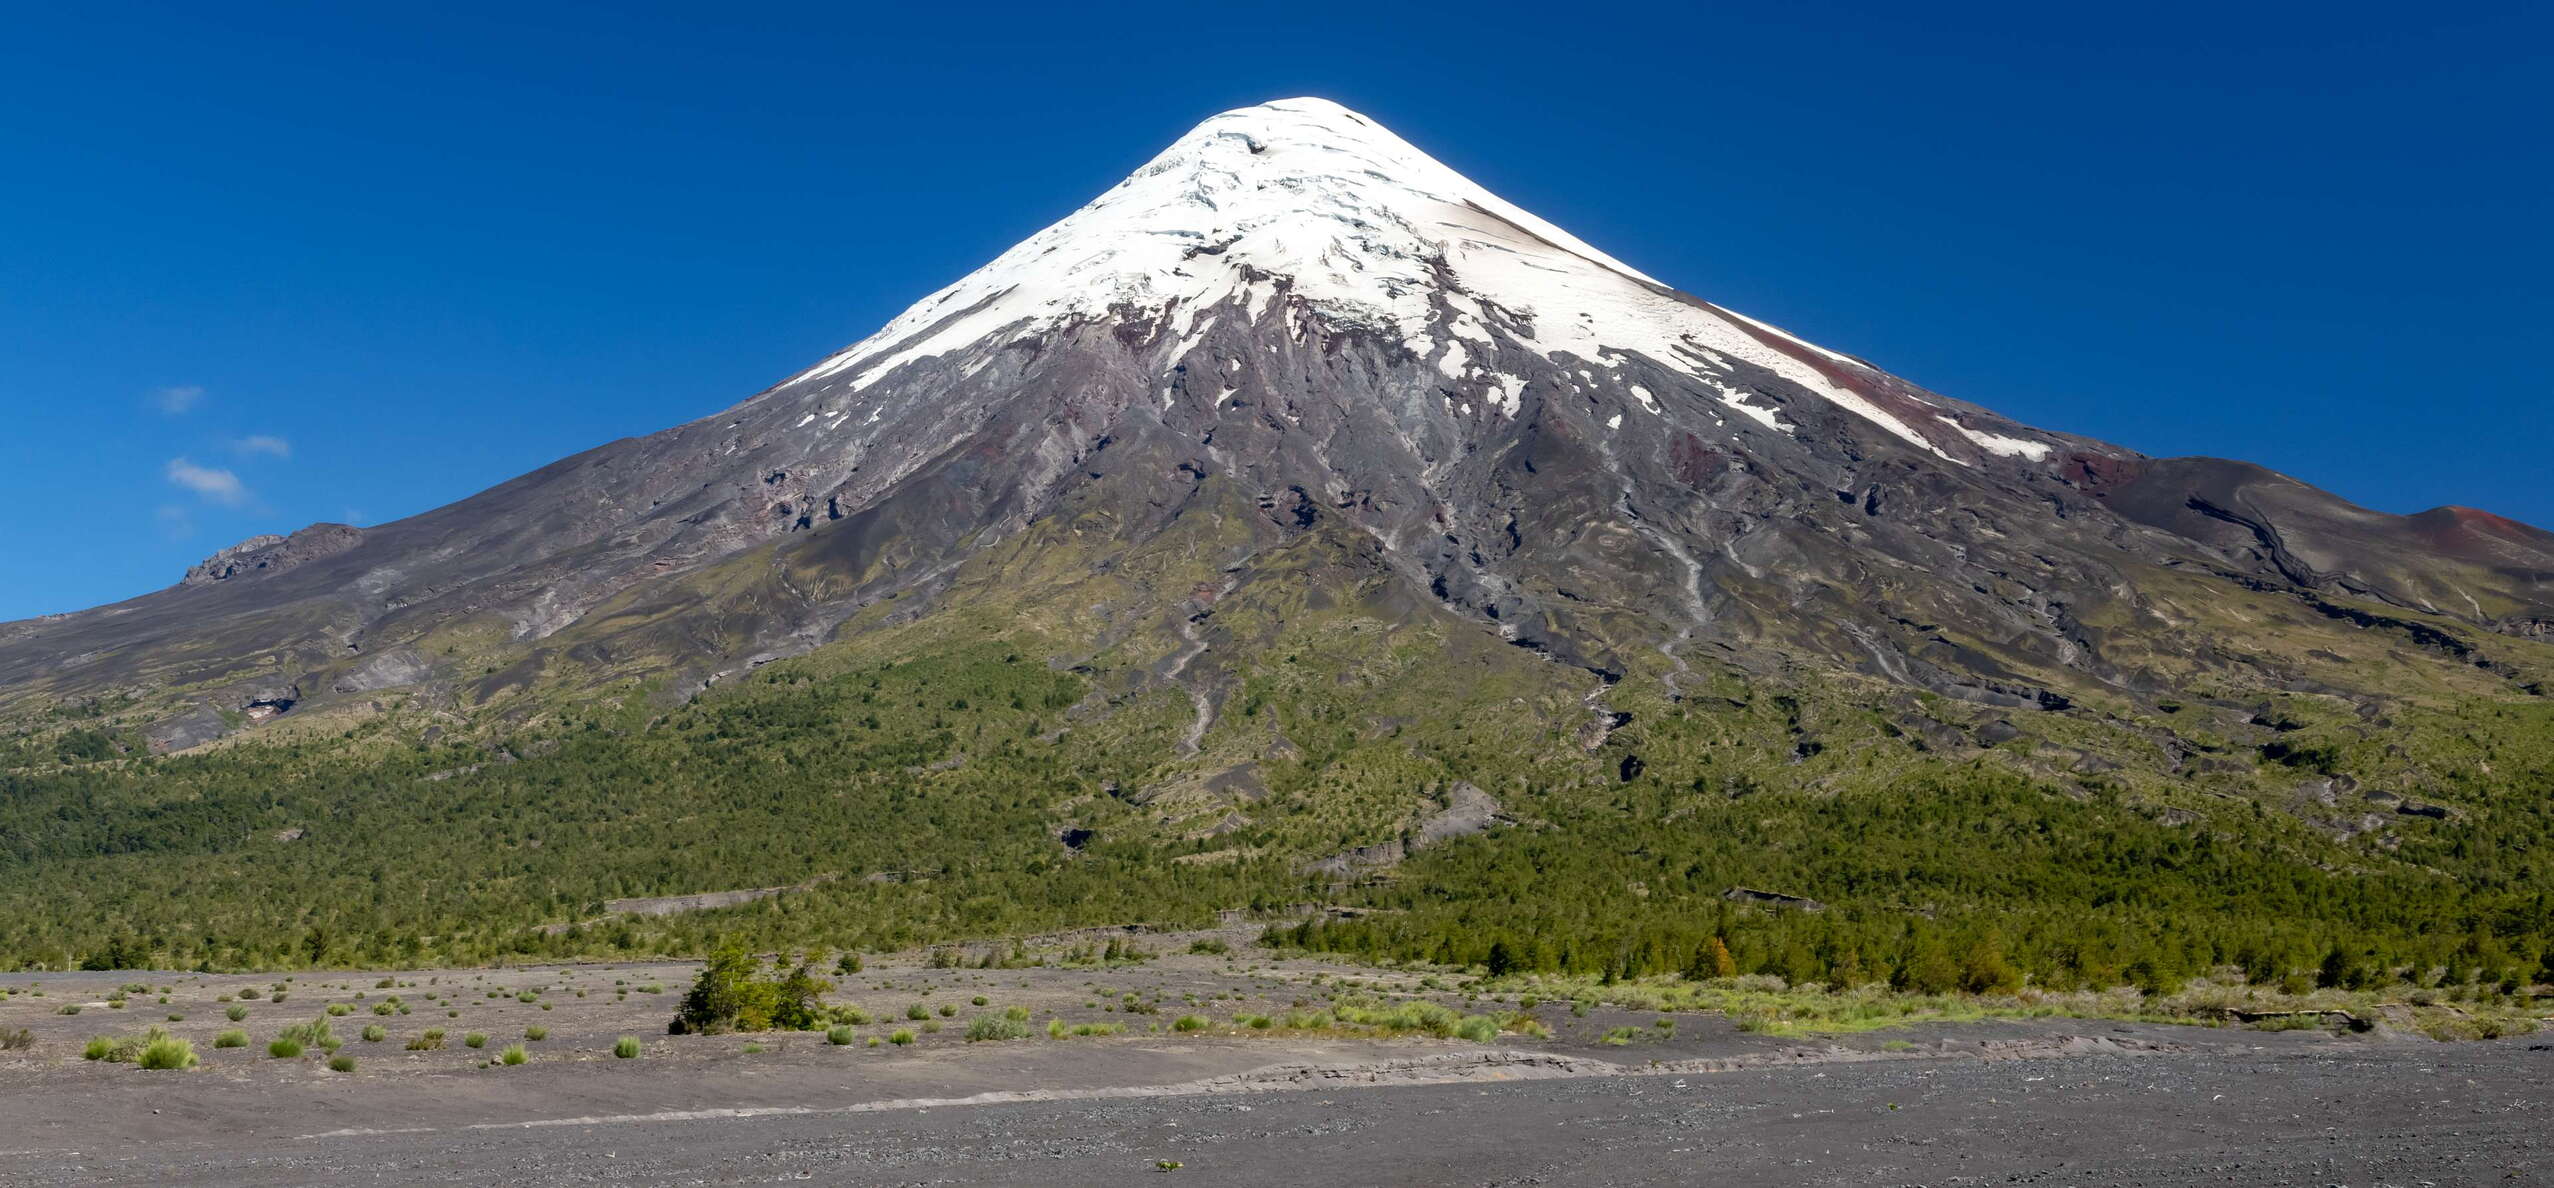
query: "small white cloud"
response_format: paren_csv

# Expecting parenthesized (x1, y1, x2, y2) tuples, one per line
(152, 385, 206, 415)
(232, 434, 292, 459)
(166, 457, 249, 506)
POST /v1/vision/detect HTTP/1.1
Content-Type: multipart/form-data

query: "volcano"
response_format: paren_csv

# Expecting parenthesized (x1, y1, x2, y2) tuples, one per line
(5, 97, 2549, 750)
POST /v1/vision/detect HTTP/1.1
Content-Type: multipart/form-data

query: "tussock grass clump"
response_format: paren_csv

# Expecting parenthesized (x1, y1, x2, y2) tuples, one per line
(0, 1026, 33, 1051)
(267, 1038, 303, 1059)
(213, 1029, 247, 1048)
(904, 1003, 930, 1021)
(463, 1032, 488, 1049)
(362, 1025, 386, 1042)
(964, 1014, 1028, 1042)
(524, 1026, 548, 1041)
(139, 1036, 197, 1070)
(825, 1026, 856, 1045)
(326, 1054, 357, 1073)
(225, 1005, 248, 1022)
(406, 1028, 447, 1051)
(887, 1028, 915, 1046)
(499, 1043, 528, 1066)
(613, 1036, 642, 1059)
(1171, 1014, 1211, 1032)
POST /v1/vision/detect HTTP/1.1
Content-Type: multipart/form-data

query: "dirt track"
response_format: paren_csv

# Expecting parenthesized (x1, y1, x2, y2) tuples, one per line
(2, 958, 2545, 1185)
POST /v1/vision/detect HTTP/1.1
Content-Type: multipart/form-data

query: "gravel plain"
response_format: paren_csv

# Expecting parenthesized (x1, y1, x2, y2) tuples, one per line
(2, 948, 2544, 1186)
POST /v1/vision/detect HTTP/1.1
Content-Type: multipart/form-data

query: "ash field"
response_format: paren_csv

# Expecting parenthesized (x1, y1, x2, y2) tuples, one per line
(4, 937, 2543, 1187)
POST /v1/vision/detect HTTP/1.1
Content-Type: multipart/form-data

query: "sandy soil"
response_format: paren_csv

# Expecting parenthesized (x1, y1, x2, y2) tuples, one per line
(1, 944, 2544, 1185)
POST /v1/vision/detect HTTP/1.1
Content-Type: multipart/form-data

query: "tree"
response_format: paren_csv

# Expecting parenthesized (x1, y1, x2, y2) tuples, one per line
(670, 944, 766, 1035)
(1958, 936, 2020, 995)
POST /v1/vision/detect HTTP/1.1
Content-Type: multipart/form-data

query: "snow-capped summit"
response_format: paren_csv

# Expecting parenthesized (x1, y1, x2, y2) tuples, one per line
(788, 98, 1978, 457)
(13, 95, 2549, 752)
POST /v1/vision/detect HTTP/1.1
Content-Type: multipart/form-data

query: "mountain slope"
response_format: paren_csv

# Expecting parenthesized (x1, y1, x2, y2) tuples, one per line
(6, 97, 2547, 750)
(3, 98, 2551, 984)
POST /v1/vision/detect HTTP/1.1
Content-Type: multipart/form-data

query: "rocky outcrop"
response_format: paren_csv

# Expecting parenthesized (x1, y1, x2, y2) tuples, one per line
(1306, 783, 1504, 880)
(181, 523, 363, 586)
(1723, 887, 1827, 912)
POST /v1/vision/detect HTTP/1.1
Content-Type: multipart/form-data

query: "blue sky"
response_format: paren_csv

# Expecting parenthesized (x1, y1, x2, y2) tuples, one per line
(3, 1, 2547, 620)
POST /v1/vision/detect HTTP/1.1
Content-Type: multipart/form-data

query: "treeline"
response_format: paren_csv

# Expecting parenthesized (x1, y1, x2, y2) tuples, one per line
(1, 628, 2548, 999)
(1265, 750, 2554, 994)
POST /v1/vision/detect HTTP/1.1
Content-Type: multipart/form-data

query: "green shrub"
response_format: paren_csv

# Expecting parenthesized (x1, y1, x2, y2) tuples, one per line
(225, 1005, 248, 1022)
(1172, 1015, 1210, 1032)
(55, 1005, 79, 1016)
(1454, 1015, 1500, 1042)
(524, 1026, 548, 1041)
(965, 1014, 1028, 1042)
(667, 944, 832, 1035)
(139, 1037, 196, 1070)
(825, 1025, 856, 1045)
(936, 1003, 957, 1018)
(905, 1003, 930, 1020)
(1002, 1005, 1031, 1022)
(362, 1025, 386, 1042)
(213, 1029, 247, 1048)
(326, 1054, 357, 1073)
(614, 1036, 642, 1059)
(463, 1032, 487, 1049)
(277, 1019, 335, 1049)
(1188, 938, 1231, 955)
(325, 1003, 352, 1017)
(267, 1038, 303, 1058)
(82, 1036, 114, 1061)
(499, 1043, 528, 1066)
(888, 1028, 915, 1046)
(406, 1029, 446, 1051)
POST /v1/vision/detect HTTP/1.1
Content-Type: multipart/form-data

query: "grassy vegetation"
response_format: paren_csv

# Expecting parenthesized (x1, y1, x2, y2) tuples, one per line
(963, 1013, 1028, 1042)
(0, 535, 2547, 1018)
(1480, 971, 2541, 1040)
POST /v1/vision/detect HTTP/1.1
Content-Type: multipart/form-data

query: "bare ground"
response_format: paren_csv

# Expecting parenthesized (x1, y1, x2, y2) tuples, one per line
(2, 943, 2545, 1186)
